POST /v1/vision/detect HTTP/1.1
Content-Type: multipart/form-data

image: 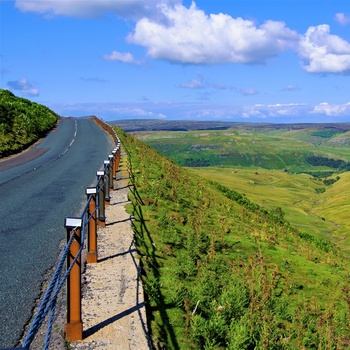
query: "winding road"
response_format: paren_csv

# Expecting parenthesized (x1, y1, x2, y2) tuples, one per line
(0, 118, 114, 347)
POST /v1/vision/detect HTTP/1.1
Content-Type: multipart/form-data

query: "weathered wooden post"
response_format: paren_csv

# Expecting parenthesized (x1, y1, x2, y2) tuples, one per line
(65, 217, 83, 341)
(108, 154, 114, 190)
(112, 148, 117, 179)
(86, 187, 97, 263)
(104, 160, 111, 206)
(97, 170, 106, 227)
(115, 144, 121, 172)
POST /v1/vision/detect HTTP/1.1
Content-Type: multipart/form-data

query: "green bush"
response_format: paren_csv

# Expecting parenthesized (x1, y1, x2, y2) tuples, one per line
(0, 89, 60, 157)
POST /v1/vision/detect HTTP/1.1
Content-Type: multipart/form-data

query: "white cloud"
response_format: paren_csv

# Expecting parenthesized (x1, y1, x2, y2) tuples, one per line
(241, 103, 310, 119)
(15, 0, 350, 75)
(298, 24, 350, 73)
(53, 102, 168, 119)
(335, 13, 350, 26)
(103, 51, 142, 65)
(241, 106, 266, 119)
(311, 102, 350, 116)
(128, 2, 298, 64)
(110, 107, 166, 118)
(15, 0, 181, 19)
(180, 79, 204, 89)
(7, 78, 39, 96)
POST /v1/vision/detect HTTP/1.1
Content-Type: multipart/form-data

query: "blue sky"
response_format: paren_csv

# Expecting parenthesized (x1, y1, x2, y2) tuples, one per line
(1, 0, 350, 123)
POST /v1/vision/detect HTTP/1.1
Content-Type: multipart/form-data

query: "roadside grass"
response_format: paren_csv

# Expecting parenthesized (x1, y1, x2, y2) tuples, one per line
(117, 127, 350, 349)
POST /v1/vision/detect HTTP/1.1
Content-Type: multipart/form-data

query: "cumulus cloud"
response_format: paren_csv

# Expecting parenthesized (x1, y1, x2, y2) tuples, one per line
(298, 24, 350, 73)
(14, 0, 181, 19)
(7, 78, 39, 96)
(128, 2, 298, 64)
(103, 51, 142, 65)
(311, 102, 350, 116)
(241, 102, 350, 121)
(335, 13, 350, 26)
(14, 0, 350, 75)
(242, 103, 309, 119)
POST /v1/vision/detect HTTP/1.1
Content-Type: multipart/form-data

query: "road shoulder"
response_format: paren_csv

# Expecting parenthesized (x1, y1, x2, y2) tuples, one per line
(70, 164, 151, 349)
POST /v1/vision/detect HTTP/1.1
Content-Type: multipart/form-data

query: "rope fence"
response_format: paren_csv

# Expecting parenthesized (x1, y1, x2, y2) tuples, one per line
(15, 117, 121, 349)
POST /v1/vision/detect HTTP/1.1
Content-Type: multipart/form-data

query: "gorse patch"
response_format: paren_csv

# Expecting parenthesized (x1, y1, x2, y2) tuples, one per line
(115, 127, 350, 349)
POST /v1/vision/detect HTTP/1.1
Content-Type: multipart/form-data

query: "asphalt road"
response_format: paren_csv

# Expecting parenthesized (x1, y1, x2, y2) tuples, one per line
(0, 118, 114, 347)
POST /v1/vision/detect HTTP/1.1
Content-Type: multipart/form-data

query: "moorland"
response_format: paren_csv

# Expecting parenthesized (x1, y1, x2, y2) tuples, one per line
(112, 119, 350, 349)
(113, 119, 350, 248)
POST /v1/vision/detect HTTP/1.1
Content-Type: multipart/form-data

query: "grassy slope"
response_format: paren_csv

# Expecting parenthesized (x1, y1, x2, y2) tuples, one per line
(136, 125, 350, 248)
(191, 167, 350, 249)
(117, 127, 350, 350)
(314, 171, 350, 246)
(0, 89, 60, 157)
(135, 127, 350, 173)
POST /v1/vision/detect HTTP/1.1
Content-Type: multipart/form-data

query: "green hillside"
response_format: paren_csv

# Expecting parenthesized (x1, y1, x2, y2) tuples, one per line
(116, 126, 350, 349)
(0, 89, 60, 157)
(191, 167, 350, 249)
(133, 126, 350, 175)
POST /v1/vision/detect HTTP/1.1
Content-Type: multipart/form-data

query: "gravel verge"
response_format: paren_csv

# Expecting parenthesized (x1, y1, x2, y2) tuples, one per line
(69, 164, 151, 350)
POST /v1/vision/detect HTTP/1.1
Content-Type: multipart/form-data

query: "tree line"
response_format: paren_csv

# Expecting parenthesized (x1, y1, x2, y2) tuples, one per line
(0, 89, 60, 157)
(306, 155, 350, 171)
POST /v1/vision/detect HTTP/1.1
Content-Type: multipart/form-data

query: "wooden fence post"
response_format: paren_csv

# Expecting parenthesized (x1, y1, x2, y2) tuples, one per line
(64, 217, 83, 341)
(108, 154, 114, 190)
(86, 188, 97, 263)
(112, 149, 117, 179)
(103, 160, 111, 206)
(96, 170, 106, 226)
(116, 145, 121, 171)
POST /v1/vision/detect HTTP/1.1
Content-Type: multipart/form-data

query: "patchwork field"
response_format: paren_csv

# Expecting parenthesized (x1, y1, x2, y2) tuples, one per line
(133, 126, 350, 173)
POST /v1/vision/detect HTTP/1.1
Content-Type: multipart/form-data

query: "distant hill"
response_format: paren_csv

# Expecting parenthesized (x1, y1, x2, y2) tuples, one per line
(110, 118, 350, 132)
(127, 125, 350, 177)
(0, 89, 60, 158)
